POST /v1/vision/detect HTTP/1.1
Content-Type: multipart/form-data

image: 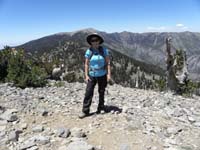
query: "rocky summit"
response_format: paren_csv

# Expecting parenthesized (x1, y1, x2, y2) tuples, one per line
(0, 81, 200, 150)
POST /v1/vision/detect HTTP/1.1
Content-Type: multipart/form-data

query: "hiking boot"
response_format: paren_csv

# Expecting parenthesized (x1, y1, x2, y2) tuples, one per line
(96, 106, 107, 114)
(78, 112, 89, 119)
(96, 110, 105, 114)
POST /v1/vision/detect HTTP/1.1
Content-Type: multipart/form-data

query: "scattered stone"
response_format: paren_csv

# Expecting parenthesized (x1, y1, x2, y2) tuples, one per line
(8, 130, 20, 142)
(39, 109, 49, 116)
(126, 120, 142, 131)
(7, 109, 18, 114)
(32, 125, 44, 133)
(0, 125, 6, 132)
(166, 127, 182, 136)
(187, 116, 196, 123)
(19, 139, 36, 150)
(38, 96, 45, 100)
(180, 145, 195, 150)
(0, 106, 6, 114)
(120, 144, 130, 150)
(0, 113, 18, 122)
(34, 135, 50, 145)
(55, 127, 71, 138)
(193, 122, 200, 127)
(20, 123, 28, 130)
(0, 131, 6, 145)
(71, 128, 86, 138)
(58, 146, 67, 150)
(55, 127, 65, 136)
(66, 140, 95, 150)
(0, 120, 7, 125)
(172, 108, 184, 117)
(164, 138, 177, 147)
(151, 146, 158, 150)
(27, 146, 39, 150)
(0, 131, 6, 139)
(143, 99, 154, 107)
(95, 145, 103, 150)
(122, 106, 129, 113)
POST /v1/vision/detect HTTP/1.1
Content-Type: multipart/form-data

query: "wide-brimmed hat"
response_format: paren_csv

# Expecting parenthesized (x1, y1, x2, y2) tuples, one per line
(86, 33, 104, 45)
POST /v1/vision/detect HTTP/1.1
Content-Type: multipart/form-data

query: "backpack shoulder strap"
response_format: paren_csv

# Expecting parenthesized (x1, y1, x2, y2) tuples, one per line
(88, 48, 94, 60)
(98, 46, 105, 58)
(89, 47, 105, 60)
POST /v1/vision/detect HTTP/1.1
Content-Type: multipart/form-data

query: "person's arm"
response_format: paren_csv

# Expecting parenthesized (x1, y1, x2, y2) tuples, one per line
(84, 49, 91, 82)
(106, 56, 111, 81)
(85, 58, 91, 82)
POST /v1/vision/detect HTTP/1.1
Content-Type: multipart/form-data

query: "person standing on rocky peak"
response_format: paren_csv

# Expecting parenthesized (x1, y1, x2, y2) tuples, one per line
(79, 33, 111, 119)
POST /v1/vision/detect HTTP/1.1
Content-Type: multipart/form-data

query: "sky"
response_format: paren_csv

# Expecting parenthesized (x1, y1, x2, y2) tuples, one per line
(0, 0, 200, 48)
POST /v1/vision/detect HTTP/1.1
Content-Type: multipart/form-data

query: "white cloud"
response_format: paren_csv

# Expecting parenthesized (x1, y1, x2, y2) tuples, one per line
(182, 26, 188, 29)
(176, 24, 184, 27)
(0, 44, 4, 49)
(176, 23, 189, 30)
(0, 42, 24, 49)
(146, 24, 189, 32)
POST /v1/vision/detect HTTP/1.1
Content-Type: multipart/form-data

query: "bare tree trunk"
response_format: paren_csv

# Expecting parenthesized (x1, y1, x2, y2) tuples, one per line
(165, 38, 189, 94)
(165, 37, 178, 91)
(135, 66, 140, 88)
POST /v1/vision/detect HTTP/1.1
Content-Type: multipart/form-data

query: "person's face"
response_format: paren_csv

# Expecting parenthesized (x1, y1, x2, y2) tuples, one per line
(90, 37, 100, 47)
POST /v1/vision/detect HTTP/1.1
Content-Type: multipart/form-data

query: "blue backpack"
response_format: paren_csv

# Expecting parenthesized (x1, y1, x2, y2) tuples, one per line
(88, 46, 105, 60)
(88, 46, 106, 70)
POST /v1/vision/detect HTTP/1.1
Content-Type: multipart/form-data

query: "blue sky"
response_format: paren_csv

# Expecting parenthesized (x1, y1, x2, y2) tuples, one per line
(0, 0, 200, 48)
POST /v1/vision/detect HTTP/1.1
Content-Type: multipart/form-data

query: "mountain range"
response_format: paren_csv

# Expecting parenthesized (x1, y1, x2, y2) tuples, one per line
(17, 28, 200, 81)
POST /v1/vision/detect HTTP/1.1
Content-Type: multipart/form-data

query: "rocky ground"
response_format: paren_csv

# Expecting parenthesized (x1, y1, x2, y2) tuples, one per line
(0, 80, 200, 150)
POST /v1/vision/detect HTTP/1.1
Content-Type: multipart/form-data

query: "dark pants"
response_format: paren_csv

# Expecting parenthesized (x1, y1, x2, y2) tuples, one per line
(82, 75, 107, 113)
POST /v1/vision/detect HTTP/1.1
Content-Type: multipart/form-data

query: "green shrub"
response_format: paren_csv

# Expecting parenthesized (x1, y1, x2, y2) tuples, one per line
(6, 49, 47, 88)
(28, 65, 48, 88)
(181, 80, 198, 97)
(154, 77, 166, 91)
(54, 81, 65, 87)
(0, 47, 12, 81)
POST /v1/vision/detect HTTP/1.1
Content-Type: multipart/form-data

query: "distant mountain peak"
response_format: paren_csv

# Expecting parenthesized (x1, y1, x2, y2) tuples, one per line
(54, 28, 99, 36)
(78, 28, 99, 33)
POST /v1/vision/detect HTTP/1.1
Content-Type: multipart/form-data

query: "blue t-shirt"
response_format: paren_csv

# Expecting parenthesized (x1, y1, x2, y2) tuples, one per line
(85, 47, 109, 77)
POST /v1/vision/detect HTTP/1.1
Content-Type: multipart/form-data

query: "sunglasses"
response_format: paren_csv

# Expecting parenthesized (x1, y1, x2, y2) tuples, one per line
(90, 39, 99, 43)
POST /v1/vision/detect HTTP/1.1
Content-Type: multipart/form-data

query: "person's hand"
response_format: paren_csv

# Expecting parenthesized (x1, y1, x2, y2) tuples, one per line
(85, 75, 91, 83)
(107, 74, 115, 85)
(107, 74, 111, 82)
